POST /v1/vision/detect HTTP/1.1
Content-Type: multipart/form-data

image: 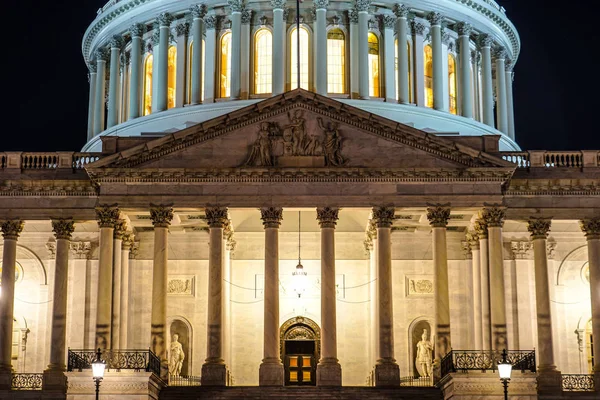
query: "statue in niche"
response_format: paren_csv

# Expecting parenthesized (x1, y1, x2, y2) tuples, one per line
(318, 117, 345, 166)
(416, 329, 433, 378)
(169, 333, 185, 377)
(244, 122, 274, 166)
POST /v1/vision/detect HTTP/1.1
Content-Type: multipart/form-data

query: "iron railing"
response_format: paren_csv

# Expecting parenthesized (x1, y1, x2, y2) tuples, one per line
(11, 373, 43, 390)
(562, 374, 594, 392)
(400, 375, 434, 387)
(67, 349, 161, 377)
(440, 350, 536, 379)
(168, 375, 202, 386)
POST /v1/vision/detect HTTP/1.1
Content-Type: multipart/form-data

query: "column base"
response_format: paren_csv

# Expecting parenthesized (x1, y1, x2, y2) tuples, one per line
(536, 368, 561, 394)
(42, 370, 68, 392)
(374, 361, 400, 387)
(201, 362, 227, 386)
(594, 370, 600, 392)
(0, 370, 11, 391)
(259, 360, 284, 386)
(316, 360, 342, 386)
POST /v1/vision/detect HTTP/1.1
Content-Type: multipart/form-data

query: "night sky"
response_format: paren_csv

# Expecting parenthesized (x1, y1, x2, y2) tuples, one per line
(6, 0, 600, 152)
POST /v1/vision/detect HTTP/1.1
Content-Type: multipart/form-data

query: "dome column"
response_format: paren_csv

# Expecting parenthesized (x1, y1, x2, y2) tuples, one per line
(382, 15, 396, 102)
(395, 4, 409, 104)
(314, 0, 329, 96)
(411, 20, 426, 107)
(93, 49, 108, 136)
(190, 5, 206, 105)
(271, 0, 286, 95)
(107, 36, 123, 128)
(494, 47, 509, 134)
(128, 24, 145, 119)
(228, 0, 243, 100)
(156, 13, 173, 112)
(175, 22, 190, 108)
(86, 65, 97, 141)
(349, 8, 359, 98)
(204, 15, 217, 103)
(478, 34, 494, 127)
(111, 220, 127, 349)
(505, 61, 515, 139)
(471, 50, 481, 121)
(241, 8, 252, 99)
(427, 12, 444, 111)
(357, 0, 371, 99)
(456, 22, 473, 118)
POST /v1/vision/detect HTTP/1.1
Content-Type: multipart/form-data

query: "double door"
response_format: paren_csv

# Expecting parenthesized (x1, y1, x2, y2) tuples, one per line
(284, 340, 316, 386)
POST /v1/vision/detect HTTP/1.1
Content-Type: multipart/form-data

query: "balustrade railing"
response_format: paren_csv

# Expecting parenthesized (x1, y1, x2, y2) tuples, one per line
(496, 150, 598, 169)
(11, 373, 43, 390)
(67, 349, 161, 377)
(21, 153, 59, 169)
(544, 151, 583, 168)
(0, 152, 102, 170)
(168, 375, 202, 386)
(72, 153, 101, 169)
(400, 375, 434, 387)
(561, 374, 594, 391)
(440, 350, 536, 379)
(500, 152, 530, 168)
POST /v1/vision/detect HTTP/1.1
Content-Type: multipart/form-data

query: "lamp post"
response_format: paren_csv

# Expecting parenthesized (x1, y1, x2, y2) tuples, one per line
(497, 348, 512, 400)
(91, 348, 106, 400)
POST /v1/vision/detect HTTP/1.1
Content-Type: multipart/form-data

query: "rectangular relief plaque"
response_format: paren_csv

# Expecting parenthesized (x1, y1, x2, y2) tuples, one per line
(167, 275, 195, 296)
(405, 275, 434, 297)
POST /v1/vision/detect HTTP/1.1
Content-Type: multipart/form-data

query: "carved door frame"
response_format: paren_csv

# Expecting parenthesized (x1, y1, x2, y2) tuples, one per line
(280, 316, 321, 385)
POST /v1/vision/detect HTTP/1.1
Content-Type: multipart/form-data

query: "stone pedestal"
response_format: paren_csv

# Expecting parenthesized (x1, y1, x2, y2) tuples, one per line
(0, 371, 11, 391)
(439, 372, 537, 399)
(42, 370, 68, 393)
(316, 362, 342, 387)
(374, 363, 400, 387)
(259, 362, 284, 387)
(66, 371, 164, 399)
(201, 363, 227, 386)
(536, 369, 562, 395)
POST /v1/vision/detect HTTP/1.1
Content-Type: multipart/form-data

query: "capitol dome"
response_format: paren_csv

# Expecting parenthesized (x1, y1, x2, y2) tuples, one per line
(81, 0, 520, 152)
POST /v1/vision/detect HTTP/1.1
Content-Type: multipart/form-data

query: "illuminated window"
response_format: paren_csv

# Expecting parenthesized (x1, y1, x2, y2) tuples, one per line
(220, 32, 232, 97)
(167, 46, 177, 109)
(327, 28, 345, 93)
(143, 54, 153, 116)
(254, 29, 273, 94)
(368, 32, 380, 97)
(188, 40, 206, 103)
(424, 45, 433, 108)
(448, 54, 457, 115)
(290, 26, 309, 90)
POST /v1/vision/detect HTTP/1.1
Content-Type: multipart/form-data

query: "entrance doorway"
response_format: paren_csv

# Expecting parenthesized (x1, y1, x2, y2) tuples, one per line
(280, 316, 321, 386)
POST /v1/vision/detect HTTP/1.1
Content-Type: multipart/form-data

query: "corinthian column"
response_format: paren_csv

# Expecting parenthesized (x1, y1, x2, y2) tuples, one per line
(395, 4, 409, 104)
(0, 219, 24, 389)
(228, 0, 243, 99)
(474, 219, 492, 350)
(357, 0, 371, 99)
(156, 13, 173, 111)
(527, 218, 561, 393)
(259, 207, 284, 386)
(314, 0, 329, 95)
(580, 218, 600, 391)
(149, 205, 173, 378)
(478, 34, 494, 127)
(93, 49, 108, 135)
(349, 8, 359, 98)
(202, 207, 228, 386)
(128, 23, 145, 119)
(505, 61, 515, 139)
(494, 47, 508, 134)
(271, 0, 286, 95)
(120, 232, 134, 349)
(427, 12, 444, 111)
(95, 205, 120, 350)
(111, 220, 127, 349)
(426, 205, 452, 367)
(204, 15, 217, 103)
(383, 15, 396, 102)
(107, 35, 123, 128)
(468, 232, 482, 350)
(87, 64, 97, 141)
(316, 207, 342, 386)
(482, 205, 508, 350)
(456, 22, 472, 118)
(372, 206, 400, 386)
(190, 5, 207, 105)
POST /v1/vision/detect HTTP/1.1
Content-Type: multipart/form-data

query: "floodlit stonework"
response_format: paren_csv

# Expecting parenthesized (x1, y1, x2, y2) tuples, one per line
(0, 0, 599, 399)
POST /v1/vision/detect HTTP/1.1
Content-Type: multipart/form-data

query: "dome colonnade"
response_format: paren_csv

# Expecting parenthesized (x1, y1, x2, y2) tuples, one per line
(83, 0, 520, 149)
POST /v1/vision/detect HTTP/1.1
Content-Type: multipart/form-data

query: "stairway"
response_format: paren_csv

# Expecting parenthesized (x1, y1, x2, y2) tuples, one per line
(159, 386, 443, 400)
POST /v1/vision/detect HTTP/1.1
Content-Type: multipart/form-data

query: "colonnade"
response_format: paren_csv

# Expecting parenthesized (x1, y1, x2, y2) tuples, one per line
(86, 1, 517, 142)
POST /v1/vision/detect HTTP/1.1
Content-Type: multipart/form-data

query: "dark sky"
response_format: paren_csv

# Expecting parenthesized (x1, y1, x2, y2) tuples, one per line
(6, 0, 600, 152)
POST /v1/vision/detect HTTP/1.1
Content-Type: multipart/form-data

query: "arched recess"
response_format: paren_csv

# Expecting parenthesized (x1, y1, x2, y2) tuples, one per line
(280, 316, 320, 385)
(407, 316, 434, 378)
(556, 244, 588, 286)
(167, 316, 193, 377)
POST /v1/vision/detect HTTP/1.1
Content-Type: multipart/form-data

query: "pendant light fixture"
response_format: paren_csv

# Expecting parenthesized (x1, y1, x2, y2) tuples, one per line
(292, 210, 307, 297)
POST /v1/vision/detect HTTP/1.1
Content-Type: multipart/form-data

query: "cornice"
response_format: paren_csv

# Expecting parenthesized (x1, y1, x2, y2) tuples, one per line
(0, 180, 98, 197)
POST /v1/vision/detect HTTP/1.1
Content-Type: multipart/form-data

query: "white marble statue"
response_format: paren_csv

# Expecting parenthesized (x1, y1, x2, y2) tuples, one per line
(169, 333, 185, 377)
(416, 329, 433, 378)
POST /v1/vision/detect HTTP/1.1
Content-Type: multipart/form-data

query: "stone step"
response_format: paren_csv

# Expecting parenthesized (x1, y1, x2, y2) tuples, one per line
(160, 386, 443, 400)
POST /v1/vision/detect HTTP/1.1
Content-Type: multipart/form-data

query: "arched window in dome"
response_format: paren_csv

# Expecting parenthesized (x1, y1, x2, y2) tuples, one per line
(187, 40, 206, 103)
(327, 28, 345, 94)
(394, 39, 412, 103)
(220, 32, 232, 97)
(168, 45, 177, 109)
(448, 53, 457, 115)
(368, 32, 380, 97)
(254, 28, 273, 94)
(143, 54, 153, 116)
(290, 26, 309, 90)
(424, 44, 433, 108)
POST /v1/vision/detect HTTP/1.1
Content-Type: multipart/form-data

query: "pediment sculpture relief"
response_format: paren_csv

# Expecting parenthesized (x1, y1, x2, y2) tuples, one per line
(244, 111, 346, 167)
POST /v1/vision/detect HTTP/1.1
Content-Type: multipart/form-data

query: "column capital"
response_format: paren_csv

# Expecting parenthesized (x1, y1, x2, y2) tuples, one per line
(150, 204, 174, 227)
(51, 219, 74, 240)
(317, 207, 339, 228)
(461, 240, 472, 259)
(176, 22, 190, 37)
(129, 23, 146, 38)
(410, 20, 426, 36)
(190, 4, 208, 19)
(260, 207, 283, 228)
(382, 15, 396, 29)
(580, 217, 600, 239)
(527, 217, 552, 240)
(205, 207, 229, 228)
(372, 206, 395, 228)
(204, 15, 218, 29)
(157, 12, 174, 27)
(113, 219, 128, 239)
(95, 205, 120, 228)
(473, 219, 488, 239)
(109, 35, 124, 49)
(355, 0, 371, 13)
(122, 232, 135, 250)
(505, 59, 514, 72)
(466, 231, 480, 249)
(481, 205, 506, 227)
(348, 7, 359, 23)
(241, 8, 252, 24)
(271, 0, 286, 9)
(426, 204, 451, 227)
(1, 219, 24, 240)
(88, 63, 97, 74)
(455, 21, 472, 36)
(477, 33, 493, 48)
(494, 46, 508, 60)
(227, 0, 245, 13)
(95, 48, 109, 62)
(471, 50, 481, 63)
(426, 11, 443, 26)
(314, 0, 329, 10)
(393, 4, 409, 18)
(70, 241, 92, 259)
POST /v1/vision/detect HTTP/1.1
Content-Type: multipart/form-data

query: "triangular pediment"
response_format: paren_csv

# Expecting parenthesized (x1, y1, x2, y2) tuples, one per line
(87, 89, 514, 173)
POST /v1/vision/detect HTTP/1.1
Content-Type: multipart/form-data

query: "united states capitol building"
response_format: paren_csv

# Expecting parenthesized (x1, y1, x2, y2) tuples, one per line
(0, 0, 598, 399)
